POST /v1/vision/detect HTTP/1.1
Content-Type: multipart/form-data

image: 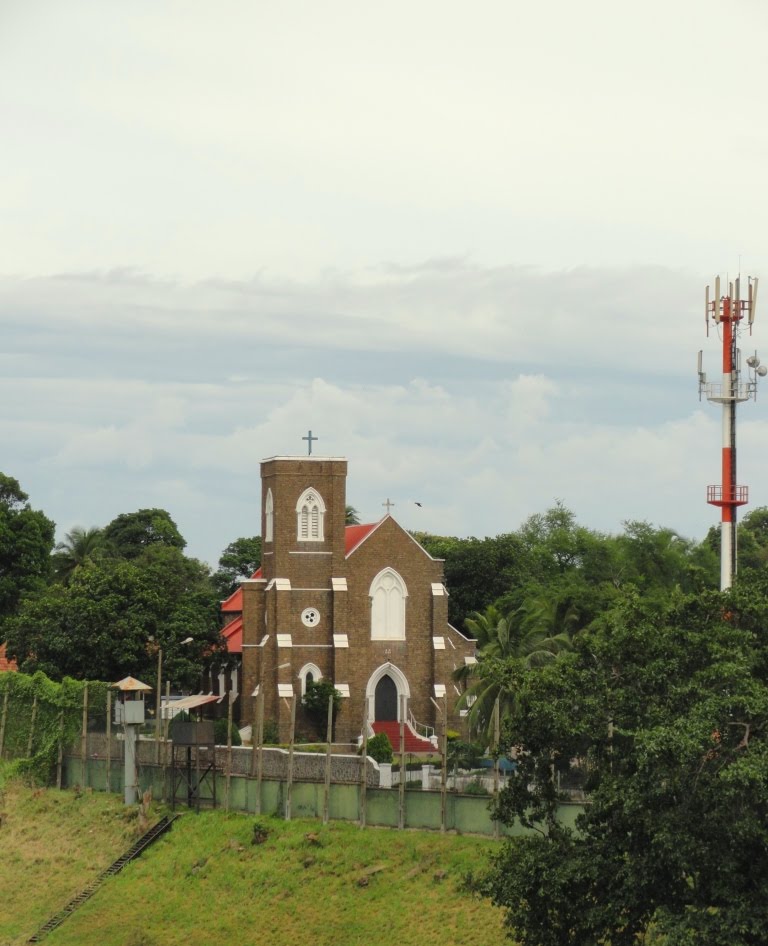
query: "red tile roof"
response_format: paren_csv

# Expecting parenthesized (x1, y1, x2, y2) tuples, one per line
(345, 522, 379, 556)
(0, 642, 18, 672)
(222, 616, 243, 654)
(221, 566, 263, 612)
(221, 587, 243, 612)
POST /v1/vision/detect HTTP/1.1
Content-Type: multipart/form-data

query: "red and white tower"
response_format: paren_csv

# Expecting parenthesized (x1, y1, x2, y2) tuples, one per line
(699, 275, 763, 590)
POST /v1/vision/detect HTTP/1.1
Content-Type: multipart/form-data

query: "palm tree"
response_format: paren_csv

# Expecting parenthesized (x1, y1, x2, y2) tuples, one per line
(454, 601, 573, 745)
(345, 505, 361, 525)
(52, 526, 109, 583)
(516, 594, 580, 655)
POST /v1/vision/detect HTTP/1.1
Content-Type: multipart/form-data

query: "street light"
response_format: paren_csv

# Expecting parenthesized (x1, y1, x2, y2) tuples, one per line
(154, 636, 194, 763)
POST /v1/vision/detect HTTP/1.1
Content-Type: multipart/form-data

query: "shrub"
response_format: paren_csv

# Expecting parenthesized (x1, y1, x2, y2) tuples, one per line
(252, 819, 270, 845)
(302, 680, 342, 738)
(448, 740, 484, 771)
(363, 732, 393, 764)
(214, 717, 241, 747)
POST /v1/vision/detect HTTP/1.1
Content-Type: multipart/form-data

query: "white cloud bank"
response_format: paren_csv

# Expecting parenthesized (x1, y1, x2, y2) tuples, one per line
(2, 263, 764, 568)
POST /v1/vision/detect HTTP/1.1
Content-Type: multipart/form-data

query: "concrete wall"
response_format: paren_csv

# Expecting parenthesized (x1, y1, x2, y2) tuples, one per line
(63, 755, 584, 838)
(85, 733, 380, 785)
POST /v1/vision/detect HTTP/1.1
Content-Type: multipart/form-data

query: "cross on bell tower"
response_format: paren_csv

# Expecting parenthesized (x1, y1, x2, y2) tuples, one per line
(302, 430, 318, 456)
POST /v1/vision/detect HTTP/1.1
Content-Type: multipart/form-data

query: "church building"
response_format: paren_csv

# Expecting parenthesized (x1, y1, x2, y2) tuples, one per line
(221, 455, 476, 746)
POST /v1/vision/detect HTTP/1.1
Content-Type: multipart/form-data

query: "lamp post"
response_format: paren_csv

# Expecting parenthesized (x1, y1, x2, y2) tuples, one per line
(154, 636, 194, 763)
(154, 646, 163, 762)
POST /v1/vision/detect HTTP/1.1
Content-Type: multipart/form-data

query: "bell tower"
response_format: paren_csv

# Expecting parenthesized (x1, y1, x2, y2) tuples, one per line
(260, 456, 348, 586)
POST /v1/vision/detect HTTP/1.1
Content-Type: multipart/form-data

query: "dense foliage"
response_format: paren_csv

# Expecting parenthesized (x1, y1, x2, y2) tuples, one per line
(476, 578, 768, 945)
(6, 546, 221, 687)
(417, 502, 720, 632)
(455, 604, 572, 742)
(0, 474, 55, 629)
(0, 671, 110, 783)
(51, 525, 112, 584)
(102, 508, 186, 559)
(212, 535, 262, 597)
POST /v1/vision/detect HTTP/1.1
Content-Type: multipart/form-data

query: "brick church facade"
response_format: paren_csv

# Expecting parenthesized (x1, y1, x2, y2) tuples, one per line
(221, 455, 476, 745)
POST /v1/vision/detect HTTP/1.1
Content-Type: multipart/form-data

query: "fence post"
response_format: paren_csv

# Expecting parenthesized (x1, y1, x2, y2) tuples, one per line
(493, 697, 500, 840)
(441, 694, 447, 833)
(225, 692, 234, 812)
(0, 689, 8, 759)
(194, 722, 201, 814)
(253, 688, 264, 814)
(81, 684, 89, 789)
(161, 680, 170, 801)
(323, 694, 333, 825)
(106, 691, 112, 793)
(285, 694, 296, 821)
(56, 710, 65, 789)
(359, 698, 369, 828)
(154, 647, 162, 764)
(26, 694, 38, 757)
(399, 695, 406, 830)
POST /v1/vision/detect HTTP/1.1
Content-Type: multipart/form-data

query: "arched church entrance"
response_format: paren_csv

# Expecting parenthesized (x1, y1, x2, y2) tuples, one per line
(374, 674, 398, 721)
(366, 663, 410, 723)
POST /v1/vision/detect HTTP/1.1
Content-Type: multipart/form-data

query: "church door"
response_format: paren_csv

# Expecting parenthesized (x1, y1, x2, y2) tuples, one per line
(374, 675, 398, 721)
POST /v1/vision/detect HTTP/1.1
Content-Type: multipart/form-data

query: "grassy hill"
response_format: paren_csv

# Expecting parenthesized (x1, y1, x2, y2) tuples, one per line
(0, 770, 506, 946)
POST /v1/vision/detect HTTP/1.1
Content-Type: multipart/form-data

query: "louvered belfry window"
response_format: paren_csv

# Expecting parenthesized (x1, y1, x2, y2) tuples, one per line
(296, 489, 324, 541)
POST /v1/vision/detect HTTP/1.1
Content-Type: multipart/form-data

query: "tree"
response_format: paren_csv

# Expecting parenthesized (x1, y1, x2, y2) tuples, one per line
(615, 519, 710, 597)
(5, 546, 221, 687)
(516, 593, 580, 643)
(212, 535, 262, 597)
(415, 531, 531, 628)
(51, 525, 110, 584)
(479, 586, 768, 946)
(0, 473, 55, 627)
(102, 508, 186, 559)
(302, 679, 342, 738)
(365, 732, 393, 764)
(737, 506, 768, 572)
(345, 505, 361, 525)
(518, 502, 582, 577)
(455, 603, 571, 743)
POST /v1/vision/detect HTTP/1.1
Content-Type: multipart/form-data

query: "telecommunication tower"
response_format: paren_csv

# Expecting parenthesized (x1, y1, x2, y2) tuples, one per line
(699, 275, 764, 590)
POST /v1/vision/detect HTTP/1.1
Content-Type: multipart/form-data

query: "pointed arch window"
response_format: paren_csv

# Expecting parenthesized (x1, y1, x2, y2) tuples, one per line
(298, 663, 322, 697)
(265, 489, 274, 543)
(369, 568, 407, 640)
(296, 488, 326, 541)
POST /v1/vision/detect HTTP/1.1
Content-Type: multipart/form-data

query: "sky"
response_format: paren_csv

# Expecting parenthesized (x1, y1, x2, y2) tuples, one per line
(3, 0, 768, 569)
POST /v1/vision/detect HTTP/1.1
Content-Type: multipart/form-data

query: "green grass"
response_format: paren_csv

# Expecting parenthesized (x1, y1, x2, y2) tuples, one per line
(0, 764, 144, 945)
(0, 769, 506, 946)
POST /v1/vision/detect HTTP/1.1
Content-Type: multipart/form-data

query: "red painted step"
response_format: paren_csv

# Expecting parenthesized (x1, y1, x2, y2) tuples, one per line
(371, 720, 435, 753)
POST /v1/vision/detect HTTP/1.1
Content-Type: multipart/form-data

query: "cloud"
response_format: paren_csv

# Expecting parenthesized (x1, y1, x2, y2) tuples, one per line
(1, 263, 765, 566)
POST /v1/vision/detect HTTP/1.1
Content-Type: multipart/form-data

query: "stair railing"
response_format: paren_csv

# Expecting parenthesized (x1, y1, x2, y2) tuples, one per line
(407, 709, 434, 741)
